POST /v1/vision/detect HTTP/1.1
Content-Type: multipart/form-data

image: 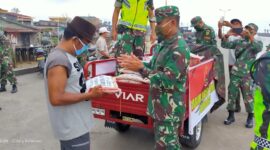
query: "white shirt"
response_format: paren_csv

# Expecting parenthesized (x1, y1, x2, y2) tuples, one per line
(96, 36, 109, 59)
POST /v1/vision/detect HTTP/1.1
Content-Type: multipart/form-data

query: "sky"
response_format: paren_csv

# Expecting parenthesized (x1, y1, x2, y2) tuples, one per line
(0, 0, 269, 32)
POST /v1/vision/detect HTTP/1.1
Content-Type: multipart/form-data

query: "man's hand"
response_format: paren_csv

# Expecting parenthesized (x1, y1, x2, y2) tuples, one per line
(88, 85, 104, 99)
(117, 54, 144, 71)
(150, 32, 157, 44)
(223, 21, 232, 28)
(243, 30, 255, 42)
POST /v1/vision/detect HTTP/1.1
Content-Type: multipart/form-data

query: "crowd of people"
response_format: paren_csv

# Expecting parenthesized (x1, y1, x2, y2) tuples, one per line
(43, 0, 270, 149)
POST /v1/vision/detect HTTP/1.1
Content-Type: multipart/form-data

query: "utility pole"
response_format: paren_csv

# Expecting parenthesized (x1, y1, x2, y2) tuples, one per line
(219, 9, 231, 18)
(219, 9, 231, 33)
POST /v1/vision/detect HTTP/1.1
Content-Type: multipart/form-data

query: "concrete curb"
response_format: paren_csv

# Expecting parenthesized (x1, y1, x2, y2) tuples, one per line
(14, 67, 39, 76)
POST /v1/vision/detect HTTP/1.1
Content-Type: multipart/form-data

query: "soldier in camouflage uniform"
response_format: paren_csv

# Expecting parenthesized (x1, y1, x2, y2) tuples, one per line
(118, 6, 190, 150)
(0, 30, 17, 93)
(250, 51, 270, 150)
(221, 23, 263, 128)
(190, 16, 226, 112)
(112, 0, 156, 60)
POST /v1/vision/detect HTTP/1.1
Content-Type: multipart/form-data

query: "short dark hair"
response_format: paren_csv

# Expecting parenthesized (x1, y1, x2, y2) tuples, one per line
(63, 27, 83, 40)
(230, 19, 242, 25)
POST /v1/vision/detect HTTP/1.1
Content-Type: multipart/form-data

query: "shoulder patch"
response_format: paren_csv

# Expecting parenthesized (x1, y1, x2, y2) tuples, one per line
(205, 29, 211, 36)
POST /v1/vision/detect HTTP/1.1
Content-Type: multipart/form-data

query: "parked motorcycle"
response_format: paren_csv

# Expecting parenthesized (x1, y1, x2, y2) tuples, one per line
(35, 48, 46, 75)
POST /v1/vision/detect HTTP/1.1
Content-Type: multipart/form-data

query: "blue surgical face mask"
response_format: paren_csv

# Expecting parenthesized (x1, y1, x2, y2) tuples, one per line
(232, 28, 243, 35)
(73, 38, 89, 56)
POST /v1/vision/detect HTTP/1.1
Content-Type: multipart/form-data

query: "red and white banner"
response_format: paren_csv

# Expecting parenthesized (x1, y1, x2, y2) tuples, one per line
(188, 59, 218, 135)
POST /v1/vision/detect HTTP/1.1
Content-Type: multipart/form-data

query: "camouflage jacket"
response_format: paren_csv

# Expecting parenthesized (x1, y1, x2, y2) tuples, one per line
(0, 46, 8, 62)
(195, 24, 216, 46)
(221, 38, 263, 77)
(140, 32, 190, 122)
(0, 32, 11, 63)
(252, 52, 270, 99)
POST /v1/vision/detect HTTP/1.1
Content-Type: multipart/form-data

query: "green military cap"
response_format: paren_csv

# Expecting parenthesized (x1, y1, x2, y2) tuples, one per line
(155, 6, 180, 23)
(245, 23, 258, 32)
(191, 16, 202, 27)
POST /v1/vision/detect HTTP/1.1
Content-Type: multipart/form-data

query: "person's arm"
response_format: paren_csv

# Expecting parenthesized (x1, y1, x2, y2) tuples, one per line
(147, 0, 156, 43)
(118, 46, 189, 89)
(251, 40, 263, 53)
(148, 11, 156, 43)
(117, 54, 152, 74)
(112, 1, 121, 41)
(99, 51, 111, 58)
(218, 21, 223, 39)
(47, 66, 103, 106)
(221, 37, 238, 49)
(141, 48, 189, 89)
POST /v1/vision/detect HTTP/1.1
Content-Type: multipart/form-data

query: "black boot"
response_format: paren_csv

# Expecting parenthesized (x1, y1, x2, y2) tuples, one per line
(210, 97, 225, 113)
(11, 84, 17, 93)
(224, 111, 235, 125)
(0, 84, 6, 92)
(245, 113, 254, 128)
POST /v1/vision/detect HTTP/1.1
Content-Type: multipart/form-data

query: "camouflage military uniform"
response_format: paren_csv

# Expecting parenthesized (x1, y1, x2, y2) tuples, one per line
(221, 38, 263, 113)
(139, 6, 190, 150)
(190, 16, 225, 111)
(250, 52, 270, 150)
(0, 32, 17, 93)
(114, 0, 154, 60)
(77, 50, 90, 68)
(0, 47, 17, 86)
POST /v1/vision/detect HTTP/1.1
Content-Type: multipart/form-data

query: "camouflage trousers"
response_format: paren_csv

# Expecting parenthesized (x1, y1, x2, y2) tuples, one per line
(229, 66, 241, 111)
(213, 53, 226, 100)
(195, 47, 226, 100)
(115, 29, 145, 60)
(227, 74, 253, 113)
(0, 59, 17, 85)
(154, 120, 181, 150)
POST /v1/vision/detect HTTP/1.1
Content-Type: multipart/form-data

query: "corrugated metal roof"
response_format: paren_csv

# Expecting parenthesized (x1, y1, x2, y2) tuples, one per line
(0, 17, 39, 33)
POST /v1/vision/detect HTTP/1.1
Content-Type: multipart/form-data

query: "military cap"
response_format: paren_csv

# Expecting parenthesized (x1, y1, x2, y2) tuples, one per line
(230, 18, 242, 25)
(155, 6, 180, 23)
(191, 16, 202, 27)
(245, 23, 258, 32)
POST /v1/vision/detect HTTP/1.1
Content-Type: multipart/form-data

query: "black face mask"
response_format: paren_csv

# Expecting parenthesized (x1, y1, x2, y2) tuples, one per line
(232, 28, 243, 35)
(194, 26, 203, 31)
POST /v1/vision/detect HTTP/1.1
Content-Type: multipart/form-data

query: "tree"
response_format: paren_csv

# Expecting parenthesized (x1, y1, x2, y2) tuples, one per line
(11, 8, 20, 14)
